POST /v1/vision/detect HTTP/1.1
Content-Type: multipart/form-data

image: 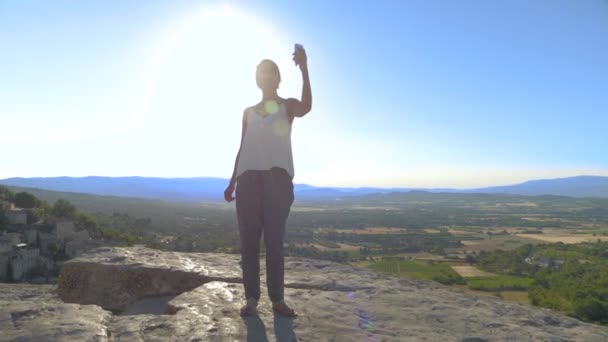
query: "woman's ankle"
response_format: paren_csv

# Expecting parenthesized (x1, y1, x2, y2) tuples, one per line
(246, 298, 259, 307)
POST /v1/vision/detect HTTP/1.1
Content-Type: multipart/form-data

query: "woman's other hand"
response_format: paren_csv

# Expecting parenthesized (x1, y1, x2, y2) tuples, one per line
(224, 182, 236, 202)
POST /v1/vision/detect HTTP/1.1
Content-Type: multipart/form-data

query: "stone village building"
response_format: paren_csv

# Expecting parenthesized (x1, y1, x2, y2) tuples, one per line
(1, 203, 96, 282)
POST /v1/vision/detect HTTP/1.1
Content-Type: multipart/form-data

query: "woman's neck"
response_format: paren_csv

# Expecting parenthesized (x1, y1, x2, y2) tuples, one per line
(261, 89, 278, 101)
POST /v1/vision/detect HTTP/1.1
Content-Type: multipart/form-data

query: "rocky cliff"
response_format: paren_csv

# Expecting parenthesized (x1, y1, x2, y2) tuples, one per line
(2, 246, 608, 341)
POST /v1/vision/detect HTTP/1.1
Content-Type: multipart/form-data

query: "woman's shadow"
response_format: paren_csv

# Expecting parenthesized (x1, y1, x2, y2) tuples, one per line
(243, 314, 297, 342)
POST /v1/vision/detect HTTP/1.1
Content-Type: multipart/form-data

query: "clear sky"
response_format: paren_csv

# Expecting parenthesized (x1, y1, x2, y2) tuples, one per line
(1, 0, 607, 188)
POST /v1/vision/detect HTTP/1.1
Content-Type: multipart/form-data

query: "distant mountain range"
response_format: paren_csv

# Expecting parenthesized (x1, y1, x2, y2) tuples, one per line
(1, 175, 607, 201)
(462, 176, 608, 198)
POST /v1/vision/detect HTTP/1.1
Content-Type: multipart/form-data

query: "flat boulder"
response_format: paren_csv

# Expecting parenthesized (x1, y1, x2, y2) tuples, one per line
(57, 246, 241, 312)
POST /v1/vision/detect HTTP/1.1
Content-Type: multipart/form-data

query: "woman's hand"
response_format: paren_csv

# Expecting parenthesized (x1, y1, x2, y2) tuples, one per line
(287, 44, 312, 118)
(293, 46, 307, 71)
(224, 182, 236, 202)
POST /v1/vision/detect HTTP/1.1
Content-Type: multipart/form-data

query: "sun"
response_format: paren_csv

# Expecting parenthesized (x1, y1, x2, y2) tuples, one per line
(121, 5, 299, 172)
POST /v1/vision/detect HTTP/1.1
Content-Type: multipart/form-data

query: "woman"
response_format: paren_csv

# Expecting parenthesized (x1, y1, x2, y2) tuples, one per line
(224, 45, 312, 317)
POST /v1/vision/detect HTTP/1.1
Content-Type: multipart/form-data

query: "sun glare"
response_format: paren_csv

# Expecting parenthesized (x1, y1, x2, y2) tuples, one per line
(120, 5, 298, 167)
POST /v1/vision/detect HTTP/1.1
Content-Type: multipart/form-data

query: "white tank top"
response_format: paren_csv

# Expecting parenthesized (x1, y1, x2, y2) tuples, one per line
(236, 101, 295, 178)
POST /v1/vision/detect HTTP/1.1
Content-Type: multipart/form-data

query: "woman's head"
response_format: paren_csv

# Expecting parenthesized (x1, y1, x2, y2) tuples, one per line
(256, 59, 281, 91)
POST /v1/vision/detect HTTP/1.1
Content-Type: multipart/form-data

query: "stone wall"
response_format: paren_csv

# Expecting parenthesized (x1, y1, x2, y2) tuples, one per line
(8, 209, 27, 225)
(10, 247, 40, 281)
(0, 254, 9, 280)
(0, 241, 12, 254)
(38, 231, 60, 256)
(54, 220, 77, 241)
(0, 233, 20, 253)
(24, 229, 38, 245)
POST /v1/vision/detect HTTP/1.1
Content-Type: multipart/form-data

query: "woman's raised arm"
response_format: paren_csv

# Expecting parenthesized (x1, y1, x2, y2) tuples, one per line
(287, 47, 312, 118)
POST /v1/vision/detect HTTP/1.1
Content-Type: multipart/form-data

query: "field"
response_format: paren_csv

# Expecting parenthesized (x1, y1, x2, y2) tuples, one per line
(466, 275, 534, 291)
(365, 259, 532, 303)
(367, 259, 464, 284)
(438, 230, 541, 257)
(334, 227, 406, 234)
(298, 242, 361, 251)
(451, 266, 495, 277)
(515, 228, 608, 244)
(368, 259, 453, 280)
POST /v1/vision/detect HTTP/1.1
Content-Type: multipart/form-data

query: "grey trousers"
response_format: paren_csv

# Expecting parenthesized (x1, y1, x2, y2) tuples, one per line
(236, 167, 294, 303)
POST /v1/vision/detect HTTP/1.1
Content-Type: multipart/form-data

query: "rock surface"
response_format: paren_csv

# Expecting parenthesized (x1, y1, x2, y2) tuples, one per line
(0, 284, 112, 342)
(0, 246, 607, 341)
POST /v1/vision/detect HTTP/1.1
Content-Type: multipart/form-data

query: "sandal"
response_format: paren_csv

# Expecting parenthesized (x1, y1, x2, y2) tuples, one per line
(240, 298, 258, 317)
(272, 300, 298, 318)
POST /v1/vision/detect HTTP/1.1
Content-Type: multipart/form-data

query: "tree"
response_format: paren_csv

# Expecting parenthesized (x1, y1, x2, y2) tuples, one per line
(51, 199, 77, 219)
(14, 192, 37, 209)
(35, 200, 51, 217)
(574, 297, 608, 322)
(75, 213, 98, 234)
(0, 186, 14, 201)
(26, 209, 40, 224)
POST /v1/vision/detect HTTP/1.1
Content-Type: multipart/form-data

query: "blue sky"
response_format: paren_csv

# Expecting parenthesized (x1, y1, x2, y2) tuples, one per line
(1, 0, 607, 187)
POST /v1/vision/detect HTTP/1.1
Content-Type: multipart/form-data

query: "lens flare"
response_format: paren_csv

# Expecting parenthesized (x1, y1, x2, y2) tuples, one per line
(357, 309, 375, 331)
(264, 100, 279, 114)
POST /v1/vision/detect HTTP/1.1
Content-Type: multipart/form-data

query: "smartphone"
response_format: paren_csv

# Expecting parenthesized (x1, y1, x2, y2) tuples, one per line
(294, 44, 304, 66)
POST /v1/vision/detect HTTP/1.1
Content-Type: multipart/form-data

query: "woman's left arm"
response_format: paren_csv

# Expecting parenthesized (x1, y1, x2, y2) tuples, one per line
(287, 48, 312, 118)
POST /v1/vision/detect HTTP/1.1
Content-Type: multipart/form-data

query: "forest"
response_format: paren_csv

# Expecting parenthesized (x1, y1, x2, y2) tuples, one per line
(472, 242, 608, 324)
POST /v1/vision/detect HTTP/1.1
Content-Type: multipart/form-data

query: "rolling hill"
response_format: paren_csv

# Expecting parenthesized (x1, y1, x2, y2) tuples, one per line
(1, 175, 607, 201)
